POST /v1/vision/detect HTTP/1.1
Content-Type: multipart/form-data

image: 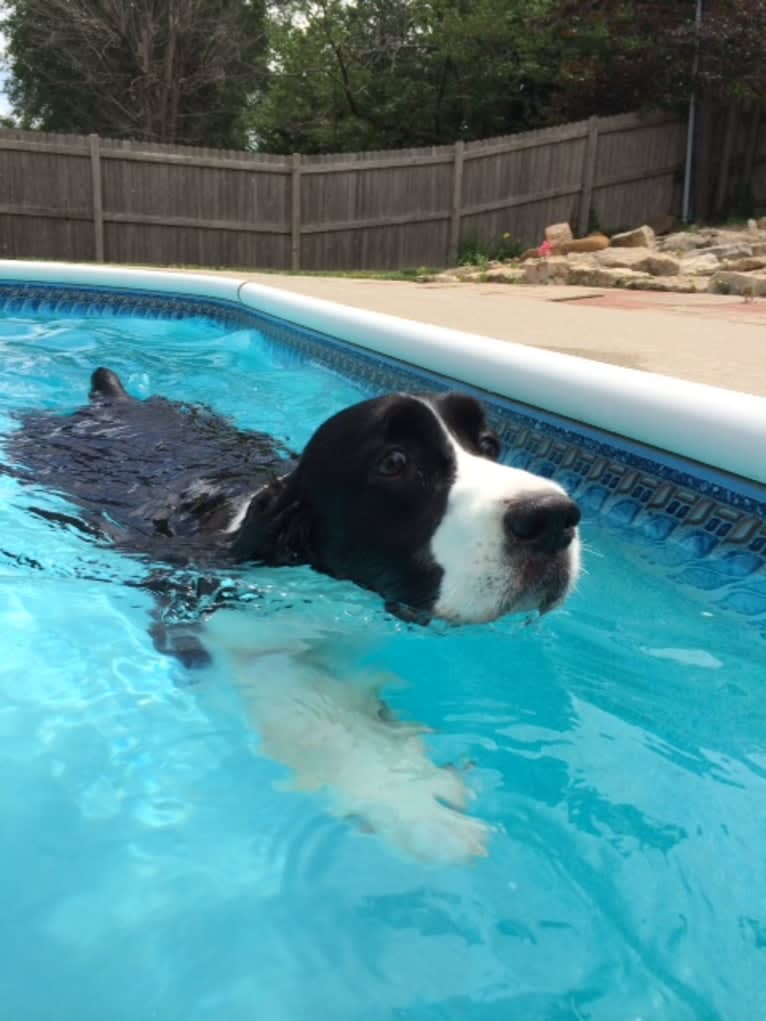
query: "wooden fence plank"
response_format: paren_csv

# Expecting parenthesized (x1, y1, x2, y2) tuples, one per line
(467, 184, 582, 218)
(0, 204, 91, 220)
(301, 153, 453, 174)
(99, 148, 292, 174)
(578, 116, 599, 237)
(0, 138, 90, 157)
(595, 162, 683, 190)
(291, 153, 302, 270)
(301, 210, 449, 235)
(105, 211, 289, 234)
(0, 112, 691, 270)
(89, 133, 105, 262)
(448, 140, 465, 264)
(463, 131, 586, 160)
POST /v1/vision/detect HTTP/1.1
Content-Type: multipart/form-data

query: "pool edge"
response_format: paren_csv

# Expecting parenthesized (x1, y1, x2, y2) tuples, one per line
(2, 259, 765, 486)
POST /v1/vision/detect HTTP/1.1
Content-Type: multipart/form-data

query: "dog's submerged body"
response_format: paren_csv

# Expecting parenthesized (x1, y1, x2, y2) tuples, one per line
(8, 368, 293, 565)
(7, 367, 581, 625)
(7, 368, 583, 861)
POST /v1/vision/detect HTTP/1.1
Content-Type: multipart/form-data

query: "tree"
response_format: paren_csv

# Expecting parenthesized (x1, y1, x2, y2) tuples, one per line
(545, 0, 766, 218)
(3, 0, 268, 147)
(542, 1, 697, 121)
(250, 0, 558, 153)
(686, 0, 766, 216)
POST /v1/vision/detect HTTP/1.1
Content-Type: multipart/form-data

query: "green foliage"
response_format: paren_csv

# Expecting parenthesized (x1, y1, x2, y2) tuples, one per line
(587, 206, 603, 236)
(252, 0, 766, 156)
(543, 1, 698, 119)
(457, 232, 524, 266)
(545, 0, 766, 120)
(250, 0, 559, 153)
(3, 0, 766, 171)
(3, 0, 268, 146)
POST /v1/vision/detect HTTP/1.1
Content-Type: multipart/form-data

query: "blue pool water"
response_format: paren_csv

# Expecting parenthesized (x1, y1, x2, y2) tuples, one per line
(1, 305, 764, 1021)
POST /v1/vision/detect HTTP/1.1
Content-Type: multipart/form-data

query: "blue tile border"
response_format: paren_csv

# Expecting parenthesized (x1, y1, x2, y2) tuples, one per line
(1, 279, 765, 626)
(0, 280, 255, 330)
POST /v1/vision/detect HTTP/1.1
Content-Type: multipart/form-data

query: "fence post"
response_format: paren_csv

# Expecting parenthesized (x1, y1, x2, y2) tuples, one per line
(578, 116, 599, 237)
(447, 140, 465, 265)
(580, 116, 604, 235)
(290, 153, 302, 271)
(88, 133, 105, 263)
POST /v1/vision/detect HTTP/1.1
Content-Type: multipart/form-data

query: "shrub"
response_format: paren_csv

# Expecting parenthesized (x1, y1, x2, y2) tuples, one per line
(457, 232, 524, 266)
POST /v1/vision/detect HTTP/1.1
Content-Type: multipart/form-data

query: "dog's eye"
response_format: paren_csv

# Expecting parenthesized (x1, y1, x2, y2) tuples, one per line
(374, 449, 408, 477)
(478, 434, 501, 460)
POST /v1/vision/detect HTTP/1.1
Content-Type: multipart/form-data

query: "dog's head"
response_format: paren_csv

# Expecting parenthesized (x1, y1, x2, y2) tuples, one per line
(233, 392, 581, 623)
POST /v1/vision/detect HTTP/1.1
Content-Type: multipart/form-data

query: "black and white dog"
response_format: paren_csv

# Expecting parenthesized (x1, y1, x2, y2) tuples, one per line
(7, 366, 581, 632)
(6, 366, 582, 861)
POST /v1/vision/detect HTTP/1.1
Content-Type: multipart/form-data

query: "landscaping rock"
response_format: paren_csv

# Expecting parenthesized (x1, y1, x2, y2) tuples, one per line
(658, 231, 712, 253)
(566, 265, 651, 288)
(623, 275, 706, 293)
(595, 247, 679, 275)
(680, 253, 720, 276)
(436, 265, 476, 280)
(610, 225, 656, 248)
(644, 253, 681, 276)
(556, 234, 609, 255)
(758, 217, 766, 230)
(521, 256, 571, 285)
(647, 214, 677, 236)
(483, 266, 525, 283)
(722, 256, 766, 272)
(545, 222, 573, 245)
(704, 243, 753, 260)
(708, 271, 766, 297)
(596, 246, 654, 270)
(439, 224, 766, 296)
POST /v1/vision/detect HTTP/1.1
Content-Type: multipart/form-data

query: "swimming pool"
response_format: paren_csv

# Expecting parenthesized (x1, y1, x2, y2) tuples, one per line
(1, 278, 765, 1020)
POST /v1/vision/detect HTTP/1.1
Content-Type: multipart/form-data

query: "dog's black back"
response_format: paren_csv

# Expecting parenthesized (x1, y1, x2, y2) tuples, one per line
(7, 367, 294, 565)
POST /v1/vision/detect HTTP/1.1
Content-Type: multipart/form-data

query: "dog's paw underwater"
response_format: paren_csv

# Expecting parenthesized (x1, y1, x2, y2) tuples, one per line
(202, 610, 492, 865)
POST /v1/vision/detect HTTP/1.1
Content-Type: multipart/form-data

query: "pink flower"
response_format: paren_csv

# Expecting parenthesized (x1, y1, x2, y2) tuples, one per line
(538, 240, 554, 257)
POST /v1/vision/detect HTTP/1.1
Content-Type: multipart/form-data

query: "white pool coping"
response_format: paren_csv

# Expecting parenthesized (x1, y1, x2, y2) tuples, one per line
(3, 260, 766, 487)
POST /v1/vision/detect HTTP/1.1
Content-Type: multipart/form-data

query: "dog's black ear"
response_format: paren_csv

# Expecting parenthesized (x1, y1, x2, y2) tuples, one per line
(230, 474, 313, 566)
(90, 366, 130, 401)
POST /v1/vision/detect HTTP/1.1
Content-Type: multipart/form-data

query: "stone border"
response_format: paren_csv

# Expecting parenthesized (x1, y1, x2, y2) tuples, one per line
(438, 224, 766, 296)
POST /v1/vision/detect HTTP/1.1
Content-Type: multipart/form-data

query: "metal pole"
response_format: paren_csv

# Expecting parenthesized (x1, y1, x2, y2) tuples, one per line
(682, 0, 703, 223)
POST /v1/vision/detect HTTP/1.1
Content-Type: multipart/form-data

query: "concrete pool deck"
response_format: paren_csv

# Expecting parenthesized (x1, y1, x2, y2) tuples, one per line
(190, 271, 766, 397)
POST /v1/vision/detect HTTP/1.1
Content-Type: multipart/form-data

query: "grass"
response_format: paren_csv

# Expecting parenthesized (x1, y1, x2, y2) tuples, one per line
(162, 263, 442, 282)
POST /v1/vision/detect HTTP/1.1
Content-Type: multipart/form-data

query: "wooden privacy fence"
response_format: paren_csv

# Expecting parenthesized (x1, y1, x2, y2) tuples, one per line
(0, 111, 689, 272)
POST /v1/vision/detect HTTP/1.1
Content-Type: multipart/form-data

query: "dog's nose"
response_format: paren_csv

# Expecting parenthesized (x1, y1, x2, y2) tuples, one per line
(504, 493, 581, 553)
